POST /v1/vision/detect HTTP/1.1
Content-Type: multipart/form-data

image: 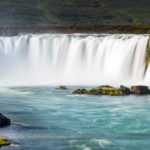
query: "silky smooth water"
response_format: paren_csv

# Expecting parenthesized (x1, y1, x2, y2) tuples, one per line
(0, 34, 149, 86)
(0, 87, 150, 150)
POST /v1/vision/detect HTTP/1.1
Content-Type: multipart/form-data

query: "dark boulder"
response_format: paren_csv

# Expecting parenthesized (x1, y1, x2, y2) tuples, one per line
(120, 85, 131, 95)
(131, 86, 150, 95)
(0, 113, 11, 127)
(56, 86, 68, 90)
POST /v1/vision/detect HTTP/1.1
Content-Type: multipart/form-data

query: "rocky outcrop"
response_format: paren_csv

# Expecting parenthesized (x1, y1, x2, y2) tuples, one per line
(0, 136, 10, 147)
(0, 113, 11, 127)
(73, 85, 150, 96)
(131, 86, 150, 95)
(73, 85, 131, 96)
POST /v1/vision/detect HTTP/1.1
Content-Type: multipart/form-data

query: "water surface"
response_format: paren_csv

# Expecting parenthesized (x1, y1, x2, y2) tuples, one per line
(0, 87, 150, 150)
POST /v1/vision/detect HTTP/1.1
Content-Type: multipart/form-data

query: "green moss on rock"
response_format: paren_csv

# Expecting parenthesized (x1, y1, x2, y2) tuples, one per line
(0, 136, 10, 147)
(73, 85, 150, 96)
(72, 86, 131, 96)
(72, 88, 87, 94)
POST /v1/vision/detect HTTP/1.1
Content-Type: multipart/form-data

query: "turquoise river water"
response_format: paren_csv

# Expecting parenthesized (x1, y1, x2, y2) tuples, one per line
(0, 87, 150, 150)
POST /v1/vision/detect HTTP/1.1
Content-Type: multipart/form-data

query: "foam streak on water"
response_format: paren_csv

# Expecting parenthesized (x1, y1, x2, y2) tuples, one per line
(0, 34, 149, 86)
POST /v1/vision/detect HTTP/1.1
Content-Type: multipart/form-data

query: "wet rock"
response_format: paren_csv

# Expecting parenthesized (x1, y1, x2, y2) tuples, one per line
(131, 86, 150, 95)
(0, 136, 10, 147)
(56, 86, 68, 90)
(0, 113, 11, 127)
(73, 87, 125, 96)
(73, 85, 150, 96)
(120, 85, 131, 95)
(72, 88, 87, 94)
(93, 87, 124, 96)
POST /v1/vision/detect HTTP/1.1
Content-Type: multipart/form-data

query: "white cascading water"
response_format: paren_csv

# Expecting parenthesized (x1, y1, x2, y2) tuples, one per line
(0, 34, 149, 86)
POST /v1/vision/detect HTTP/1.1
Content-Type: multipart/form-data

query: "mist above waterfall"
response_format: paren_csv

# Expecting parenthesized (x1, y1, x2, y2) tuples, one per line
(0, 34, 149, 86)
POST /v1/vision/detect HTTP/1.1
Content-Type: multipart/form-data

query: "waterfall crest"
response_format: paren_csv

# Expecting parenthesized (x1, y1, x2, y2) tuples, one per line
(0, 34, 149, 86)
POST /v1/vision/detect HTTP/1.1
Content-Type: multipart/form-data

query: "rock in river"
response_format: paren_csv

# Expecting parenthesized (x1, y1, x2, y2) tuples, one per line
(56, 86, 68, 90)
(0, 113, 11, 127)
(120, 85, 131, 94)
(0, 136, 10, 147)
(73, 86, 125, 96)
(131, 86, 150, 95)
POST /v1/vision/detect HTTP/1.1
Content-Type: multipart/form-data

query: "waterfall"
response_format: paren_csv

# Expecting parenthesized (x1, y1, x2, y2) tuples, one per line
(0, 34, 149, 86)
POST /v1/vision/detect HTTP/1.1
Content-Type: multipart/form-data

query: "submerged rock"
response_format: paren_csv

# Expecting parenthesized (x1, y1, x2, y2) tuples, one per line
(0, 136, 10, 147)
(0, 113, 11, 127)
(56, 86, 68, 90)
(131, 86, 150, 95)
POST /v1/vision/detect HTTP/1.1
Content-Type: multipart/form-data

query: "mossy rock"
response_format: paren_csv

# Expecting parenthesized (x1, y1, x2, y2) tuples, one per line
(72, 88, 87, 94)
(73, 86, 128, 96)
(0, 136, 10, 147)
(100, 87, 124, 96)
(91, 87, 124, 95)
(73, 85, 150, 96)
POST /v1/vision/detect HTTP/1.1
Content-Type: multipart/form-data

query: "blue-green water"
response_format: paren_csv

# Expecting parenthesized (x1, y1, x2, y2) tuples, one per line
(0, 87, 150, 150)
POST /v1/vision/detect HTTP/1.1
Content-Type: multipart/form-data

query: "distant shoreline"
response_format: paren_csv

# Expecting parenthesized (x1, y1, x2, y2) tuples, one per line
(0, 25, 150, 36)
